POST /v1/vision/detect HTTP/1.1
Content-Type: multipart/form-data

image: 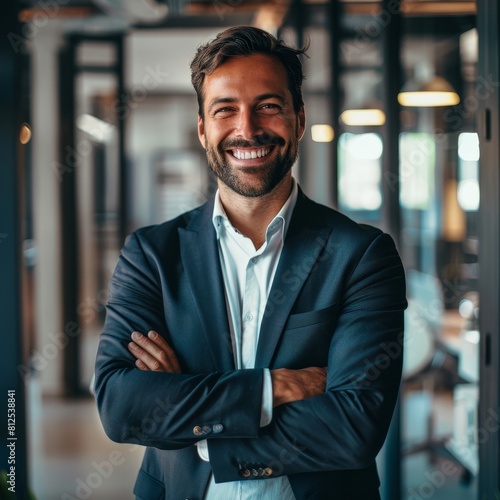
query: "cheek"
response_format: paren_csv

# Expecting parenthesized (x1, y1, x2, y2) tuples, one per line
(204, 123, 231, 146)
(268, 115, 297, 138)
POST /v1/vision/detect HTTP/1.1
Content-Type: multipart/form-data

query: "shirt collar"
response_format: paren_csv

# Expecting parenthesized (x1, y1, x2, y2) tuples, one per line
(212, 178, 298, 240)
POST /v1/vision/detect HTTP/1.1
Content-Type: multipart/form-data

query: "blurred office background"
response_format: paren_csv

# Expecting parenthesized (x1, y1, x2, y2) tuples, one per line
(1, 0, 499, 498)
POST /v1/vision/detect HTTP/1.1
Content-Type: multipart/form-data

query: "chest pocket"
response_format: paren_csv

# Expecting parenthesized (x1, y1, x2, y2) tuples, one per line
(271, 303, 338, 369)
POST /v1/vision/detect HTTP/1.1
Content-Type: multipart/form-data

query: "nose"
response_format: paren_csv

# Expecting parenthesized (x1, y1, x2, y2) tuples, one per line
(235, 108, 263, 140)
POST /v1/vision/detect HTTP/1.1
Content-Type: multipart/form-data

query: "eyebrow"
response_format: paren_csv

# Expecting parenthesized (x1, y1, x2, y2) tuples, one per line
(207, 97, 237, 114)
(207, 93, 287, 113)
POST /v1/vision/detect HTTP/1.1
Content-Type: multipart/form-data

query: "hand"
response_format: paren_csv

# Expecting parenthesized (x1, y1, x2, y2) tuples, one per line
(271, 367, 327, 408)
(128, 330, 181, 374)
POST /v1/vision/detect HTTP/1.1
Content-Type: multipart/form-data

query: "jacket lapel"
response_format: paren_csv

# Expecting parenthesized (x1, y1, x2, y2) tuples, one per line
(178, 200, 235, 372)
(255, 192, 333, 368)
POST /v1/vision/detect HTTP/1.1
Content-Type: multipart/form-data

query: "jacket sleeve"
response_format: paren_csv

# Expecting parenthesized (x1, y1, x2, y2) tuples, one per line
(94, 231, 264, 449)
(207, 232, 407, 482)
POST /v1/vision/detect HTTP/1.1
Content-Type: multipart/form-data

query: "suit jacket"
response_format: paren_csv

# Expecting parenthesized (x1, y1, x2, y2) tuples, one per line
(94, 188, 407, 500)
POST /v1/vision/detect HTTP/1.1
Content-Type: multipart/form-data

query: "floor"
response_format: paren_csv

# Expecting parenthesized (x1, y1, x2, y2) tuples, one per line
(29, 381, 144, 500)
(400, 389, 477, 499)
(28, 383, 477, 500)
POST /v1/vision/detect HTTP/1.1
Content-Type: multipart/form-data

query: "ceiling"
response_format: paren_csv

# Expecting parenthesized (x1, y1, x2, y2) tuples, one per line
(18, 0, 476, 35)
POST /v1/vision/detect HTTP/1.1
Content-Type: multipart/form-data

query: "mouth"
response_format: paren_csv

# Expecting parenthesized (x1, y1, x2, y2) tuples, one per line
(227, 146, 274, 160)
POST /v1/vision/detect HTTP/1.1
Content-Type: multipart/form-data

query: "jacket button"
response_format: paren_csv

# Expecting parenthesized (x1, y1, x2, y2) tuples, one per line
(202, 425, 212, 435)
(193, 426, 203, 436)
(264, 467, 273, 476)
(238, 468, 251, 478)
(212, 423, 224, 433)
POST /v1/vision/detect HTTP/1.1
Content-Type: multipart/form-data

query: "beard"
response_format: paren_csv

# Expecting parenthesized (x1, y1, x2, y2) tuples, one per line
(205, 133, 299, 198)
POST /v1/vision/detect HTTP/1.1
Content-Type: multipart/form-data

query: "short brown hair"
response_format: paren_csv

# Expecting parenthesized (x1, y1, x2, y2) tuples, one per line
(190, 26, 307, 117)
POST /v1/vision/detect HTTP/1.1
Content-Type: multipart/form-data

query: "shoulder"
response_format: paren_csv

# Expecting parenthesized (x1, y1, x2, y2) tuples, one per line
(122, 200, 212, 257)
(297, 191, 384, 244)
(294, 192, 402, 274)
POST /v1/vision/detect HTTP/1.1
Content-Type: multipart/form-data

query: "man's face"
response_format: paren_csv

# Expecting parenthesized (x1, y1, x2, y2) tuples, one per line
(197, 53, 305, 198)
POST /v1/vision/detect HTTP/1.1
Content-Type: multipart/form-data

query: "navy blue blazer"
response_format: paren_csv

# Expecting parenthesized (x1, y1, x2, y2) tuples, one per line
(94, 189, 407, 500)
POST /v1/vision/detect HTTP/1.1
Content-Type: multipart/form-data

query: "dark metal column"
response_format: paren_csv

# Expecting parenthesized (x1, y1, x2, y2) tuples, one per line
(59, 38, 83, 397)
(0, 1, 29, 497)
(327, 0, 341, 208)
(380, 1, 402, 499)
(477, 0, 500, 496)
(381, 0, 402, 242)
(286, 0, 308, 186)
(116, 36, 128, 246)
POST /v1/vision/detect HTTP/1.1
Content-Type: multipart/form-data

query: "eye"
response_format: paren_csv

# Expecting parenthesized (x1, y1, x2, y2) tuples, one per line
(258, 103, 282, 115)
(213, 107, 235, 116)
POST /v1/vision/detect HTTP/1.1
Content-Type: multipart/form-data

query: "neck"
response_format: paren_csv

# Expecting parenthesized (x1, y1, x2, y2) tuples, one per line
(218, 175, 293, 249)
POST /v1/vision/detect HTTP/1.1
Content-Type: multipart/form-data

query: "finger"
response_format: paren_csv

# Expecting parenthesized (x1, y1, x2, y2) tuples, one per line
(147, 331, 182, 374)
(131, 331, 169, 362)
(130, 332, 181, 373)
(135, 359, 149, 371)
(128, 341, 168, 372)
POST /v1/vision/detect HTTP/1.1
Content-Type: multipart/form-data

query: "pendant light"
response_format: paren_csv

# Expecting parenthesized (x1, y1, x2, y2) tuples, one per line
(398, 75, 460, 107)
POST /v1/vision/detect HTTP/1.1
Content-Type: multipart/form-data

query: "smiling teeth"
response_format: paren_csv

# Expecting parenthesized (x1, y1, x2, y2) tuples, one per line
(232, 148, 270, 160)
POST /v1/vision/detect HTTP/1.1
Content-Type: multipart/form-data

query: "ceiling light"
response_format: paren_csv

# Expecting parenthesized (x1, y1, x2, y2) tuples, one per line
(398, 76, 460, 107)
(311, 124, 334, 143)
(340, 109, 386, 126)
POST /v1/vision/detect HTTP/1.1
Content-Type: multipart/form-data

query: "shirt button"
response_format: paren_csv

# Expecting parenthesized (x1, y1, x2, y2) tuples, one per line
(244, 313, 253, 322)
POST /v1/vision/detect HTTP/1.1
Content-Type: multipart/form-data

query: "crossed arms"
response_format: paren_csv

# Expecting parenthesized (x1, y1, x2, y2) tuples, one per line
(94, 227, 407, 482)
(128, 330, 327, 408)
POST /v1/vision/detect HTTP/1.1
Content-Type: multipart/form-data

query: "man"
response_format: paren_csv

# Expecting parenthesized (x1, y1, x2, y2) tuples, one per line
(94, 26, 407, 500)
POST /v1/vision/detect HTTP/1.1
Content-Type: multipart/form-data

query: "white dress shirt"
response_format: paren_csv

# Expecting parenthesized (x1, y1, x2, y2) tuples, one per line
(197, 179, 298, 500)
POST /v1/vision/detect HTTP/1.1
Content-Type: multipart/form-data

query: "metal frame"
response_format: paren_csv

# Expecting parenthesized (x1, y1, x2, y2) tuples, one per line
(327, 0, 341, 208)
(58, 33, 126, 396)
(477, 0, 500, 496)
(0, 1, 29, 497)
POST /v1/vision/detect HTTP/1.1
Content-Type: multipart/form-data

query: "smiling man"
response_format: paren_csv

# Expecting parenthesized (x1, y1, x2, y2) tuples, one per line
(94, 26, 407, 500)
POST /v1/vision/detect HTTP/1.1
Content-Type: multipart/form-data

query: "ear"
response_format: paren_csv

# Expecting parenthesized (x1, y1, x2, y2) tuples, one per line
(296, 106, 306, 141)
(197, 115, 206, 149)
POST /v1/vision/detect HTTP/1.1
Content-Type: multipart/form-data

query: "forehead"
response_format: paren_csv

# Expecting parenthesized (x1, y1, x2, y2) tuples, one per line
(203, 53, 289, 101)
